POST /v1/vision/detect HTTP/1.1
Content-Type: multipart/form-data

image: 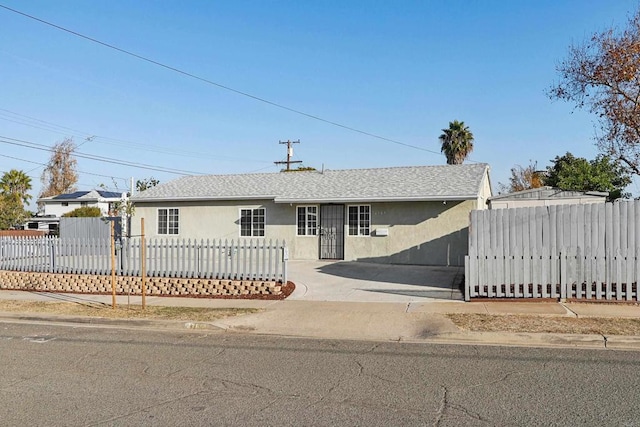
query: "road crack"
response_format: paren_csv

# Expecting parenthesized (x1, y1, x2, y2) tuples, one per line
(433, 385, 447, 427)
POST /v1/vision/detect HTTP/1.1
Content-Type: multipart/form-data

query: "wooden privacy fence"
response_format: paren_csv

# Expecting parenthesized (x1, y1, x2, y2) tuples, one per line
(465, 201, 640, 301)
(0, 237, 288, 282)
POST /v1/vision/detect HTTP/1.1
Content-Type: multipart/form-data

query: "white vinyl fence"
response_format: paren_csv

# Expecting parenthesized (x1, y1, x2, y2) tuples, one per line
(0, 237, 287, 282)
(465, 201, 640, 301)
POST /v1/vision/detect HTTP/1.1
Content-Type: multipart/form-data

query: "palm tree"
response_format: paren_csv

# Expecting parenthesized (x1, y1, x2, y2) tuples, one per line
(0, 169, 32, 206)
(439, 120, 474, 165)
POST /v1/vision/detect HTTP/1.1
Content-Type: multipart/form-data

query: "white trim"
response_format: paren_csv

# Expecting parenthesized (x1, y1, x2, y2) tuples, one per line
(347, 204, 371, 237)
(157, 207, 180, 235)
(238, 207, 266, 238)
(296, 205, 319, 237)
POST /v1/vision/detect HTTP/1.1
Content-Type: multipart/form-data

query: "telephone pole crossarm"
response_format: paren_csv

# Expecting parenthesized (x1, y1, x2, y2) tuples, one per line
(274, 139, 303, 171)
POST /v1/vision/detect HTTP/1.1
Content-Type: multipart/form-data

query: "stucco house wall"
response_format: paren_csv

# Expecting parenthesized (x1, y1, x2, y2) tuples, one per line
(132, 199, 476, 267)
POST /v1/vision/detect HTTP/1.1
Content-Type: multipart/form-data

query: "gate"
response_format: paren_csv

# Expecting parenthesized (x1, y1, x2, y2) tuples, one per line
(319, 204, 344, 259)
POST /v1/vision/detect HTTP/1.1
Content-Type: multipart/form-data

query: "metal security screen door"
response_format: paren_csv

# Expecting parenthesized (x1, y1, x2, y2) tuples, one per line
(319, 204, 345, 259)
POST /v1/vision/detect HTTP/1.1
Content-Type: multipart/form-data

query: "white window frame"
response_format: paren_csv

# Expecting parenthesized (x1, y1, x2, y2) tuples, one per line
(157, 208, 179, 235)
(296, 205, 318, 236)
(348, 205, 371, 236)
(239, 207, 266, 237)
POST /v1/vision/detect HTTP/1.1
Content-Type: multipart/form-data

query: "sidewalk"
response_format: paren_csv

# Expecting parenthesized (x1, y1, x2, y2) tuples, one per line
(1, 290, 640, 350)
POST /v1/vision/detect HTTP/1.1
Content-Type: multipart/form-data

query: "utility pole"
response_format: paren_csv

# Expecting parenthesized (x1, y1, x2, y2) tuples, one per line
(274, 140, 302, 171)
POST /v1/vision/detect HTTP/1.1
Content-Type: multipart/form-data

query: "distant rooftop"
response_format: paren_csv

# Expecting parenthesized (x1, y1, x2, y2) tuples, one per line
(490, 186, 608, 201)
(42, 190, 125, 201)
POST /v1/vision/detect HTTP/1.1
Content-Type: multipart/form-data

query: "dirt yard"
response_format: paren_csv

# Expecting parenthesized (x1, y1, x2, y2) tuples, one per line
(0, 300, 257, 322)
(447, 313, 640, 335)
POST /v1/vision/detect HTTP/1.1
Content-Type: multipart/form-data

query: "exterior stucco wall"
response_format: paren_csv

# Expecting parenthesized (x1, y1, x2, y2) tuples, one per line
(131, 200, 316, 260)
(132, 199, 474, 267)
(343, 200, 472, 266)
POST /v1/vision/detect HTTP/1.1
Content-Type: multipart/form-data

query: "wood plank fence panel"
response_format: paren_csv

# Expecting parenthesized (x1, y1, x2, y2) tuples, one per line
(465, 201, 640, 302)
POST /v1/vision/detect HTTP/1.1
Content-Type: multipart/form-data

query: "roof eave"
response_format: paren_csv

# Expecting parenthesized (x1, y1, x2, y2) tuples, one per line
(274, 195, 478, 204)
(131, 195, 478, 204)
(131, 195, 277, 203)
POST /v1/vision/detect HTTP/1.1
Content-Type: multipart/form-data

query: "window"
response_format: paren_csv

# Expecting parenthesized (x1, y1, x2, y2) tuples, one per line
(348, 205, 370, 236)
(158, 208, 179, 235)
(80, 201, 88, 207)
(61, 202, 69, 207)
(297, 206, 317, 236)
(240, 208, 265, 237)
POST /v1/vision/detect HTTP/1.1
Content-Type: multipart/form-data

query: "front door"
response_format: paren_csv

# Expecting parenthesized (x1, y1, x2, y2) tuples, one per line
(319, 204, 344, 260)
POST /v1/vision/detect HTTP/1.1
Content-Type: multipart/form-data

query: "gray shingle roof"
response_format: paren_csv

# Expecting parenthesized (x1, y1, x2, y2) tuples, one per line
(132, 164, 490, 203)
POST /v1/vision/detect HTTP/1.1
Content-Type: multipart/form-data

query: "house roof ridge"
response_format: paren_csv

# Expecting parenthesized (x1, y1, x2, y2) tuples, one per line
(186, 163, 489, 179)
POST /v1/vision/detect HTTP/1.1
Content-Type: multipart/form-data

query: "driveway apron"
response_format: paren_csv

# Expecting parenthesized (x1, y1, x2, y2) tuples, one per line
(286, 260, 464, 303)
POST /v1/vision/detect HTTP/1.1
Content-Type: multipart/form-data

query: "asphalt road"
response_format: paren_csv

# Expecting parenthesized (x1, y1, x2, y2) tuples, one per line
(1, 322, 639, 426)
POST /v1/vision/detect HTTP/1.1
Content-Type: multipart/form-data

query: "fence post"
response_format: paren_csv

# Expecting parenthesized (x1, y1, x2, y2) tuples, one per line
(464, 256, 470, 301)
(282, 242, 288, 284)
(110, 220, 117, 309)
(141, 218, 146, 310)
(49, 237, 56, 273)
(559, 250, 566, 300)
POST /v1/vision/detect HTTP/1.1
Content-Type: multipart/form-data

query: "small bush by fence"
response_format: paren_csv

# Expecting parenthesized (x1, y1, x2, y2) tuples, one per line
(0, 236, 287, 283)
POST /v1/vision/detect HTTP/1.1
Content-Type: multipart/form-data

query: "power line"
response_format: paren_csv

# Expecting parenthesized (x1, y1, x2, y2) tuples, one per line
(0, 135, 206, 175)
(0, 152, 128, 181)
(0, 107, 273, 163)
(0, 4, 446, 157)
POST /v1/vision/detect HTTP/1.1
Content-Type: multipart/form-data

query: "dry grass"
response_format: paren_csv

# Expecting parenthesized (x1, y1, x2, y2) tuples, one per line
(0, 300, 258, 322)
(446, 313, 640, 336)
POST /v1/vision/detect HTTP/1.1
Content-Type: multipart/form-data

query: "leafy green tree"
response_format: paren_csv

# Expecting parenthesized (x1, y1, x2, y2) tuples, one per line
(0, 169, 32, 229)
(0, 194, 30, 229)
(439, 120, 474, 165)
(62, 206, 102, 217)
(545, 152, 631, 200)
(0, 169, 32, 206)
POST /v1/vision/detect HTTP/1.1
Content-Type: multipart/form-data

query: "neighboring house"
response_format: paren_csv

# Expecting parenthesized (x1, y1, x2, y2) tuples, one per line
(25, 190, 127, 234)
(130, 164, 491, 267)
(488, 187, 608, 209)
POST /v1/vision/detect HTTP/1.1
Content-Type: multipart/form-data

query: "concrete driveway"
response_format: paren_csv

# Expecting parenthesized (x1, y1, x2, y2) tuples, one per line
(286, 260, 464, 303)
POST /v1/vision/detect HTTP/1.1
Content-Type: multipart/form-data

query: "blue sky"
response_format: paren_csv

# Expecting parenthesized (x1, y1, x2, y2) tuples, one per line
(1, 1, 639, 200)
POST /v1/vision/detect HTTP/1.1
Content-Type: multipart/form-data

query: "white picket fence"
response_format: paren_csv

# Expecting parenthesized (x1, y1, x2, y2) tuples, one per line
(465, 201, 640, 301)
(0, 237, 288, 282)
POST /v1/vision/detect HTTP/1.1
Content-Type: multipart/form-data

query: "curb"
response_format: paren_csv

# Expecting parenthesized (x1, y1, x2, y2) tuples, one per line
(0, 311, 223, 332)
(420, 331, 640, 351)
(1, 311, 640, 351)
